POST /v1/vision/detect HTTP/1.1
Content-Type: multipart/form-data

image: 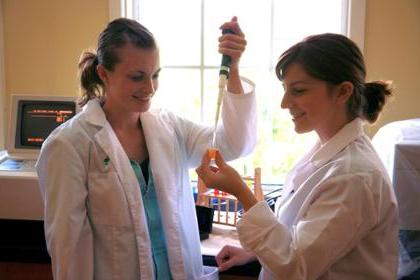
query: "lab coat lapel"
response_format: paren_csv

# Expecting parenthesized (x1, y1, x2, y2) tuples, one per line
(276, 142, 320, 210)
(140, 112, 179, 217)
(84, 100, 138, 190)
(94, 124, 133, 185)
(83, 100, 140, 194)
(88, 104, 155, 279)
(140, 111, 186, 279)
(277, 161, 317, 227)
(277, 119, 365, 228)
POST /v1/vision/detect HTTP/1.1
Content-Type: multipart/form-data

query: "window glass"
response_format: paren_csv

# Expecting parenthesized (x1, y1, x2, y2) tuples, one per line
(151, 68, 201, 121)
(272, 0, 344, 63)
(138, 0, 201, 66)
(203, 0, 272, 68)
(135, 0, 347, 184)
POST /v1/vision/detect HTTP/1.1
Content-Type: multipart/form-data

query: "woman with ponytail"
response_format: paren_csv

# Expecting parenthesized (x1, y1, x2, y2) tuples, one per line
(36, 17, 256, 279)
(196, 33, 398, 279)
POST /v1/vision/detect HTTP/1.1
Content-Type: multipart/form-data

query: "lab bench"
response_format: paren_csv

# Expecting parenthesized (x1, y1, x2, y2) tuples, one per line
(0, 219, 261, 278)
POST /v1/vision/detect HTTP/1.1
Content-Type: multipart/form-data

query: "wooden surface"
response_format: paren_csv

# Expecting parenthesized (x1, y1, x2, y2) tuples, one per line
(201, 223, 241, 256)
(0, 224, 255, 280)
(0, 262, 53, 280)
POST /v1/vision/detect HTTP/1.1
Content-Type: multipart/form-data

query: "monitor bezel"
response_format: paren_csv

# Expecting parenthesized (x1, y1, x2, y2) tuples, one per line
(7, 95, 81, 158)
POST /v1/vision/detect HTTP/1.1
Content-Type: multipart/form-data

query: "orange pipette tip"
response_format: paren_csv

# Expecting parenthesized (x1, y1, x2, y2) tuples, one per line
(208, 148, 218, 160)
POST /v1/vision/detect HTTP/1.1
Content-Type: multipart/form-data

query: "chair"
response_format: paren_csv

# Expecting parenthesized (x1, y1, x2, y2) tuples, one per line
(196, 167, 263, 226)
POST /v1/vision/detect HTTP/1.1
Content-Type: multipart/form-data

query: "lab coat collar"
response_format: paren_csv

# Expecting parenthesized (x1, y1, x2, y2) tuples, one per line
(311, 118, 365, 168)
(82, 99, 136, 185)
(82, 99, 108, 127)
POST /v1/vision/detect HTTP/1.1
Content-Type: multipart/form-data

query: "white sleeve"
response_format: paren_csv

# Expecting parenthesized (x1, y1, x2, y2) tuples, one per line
(174, 76, 257, 167)
(219, 76, 257, 157)
(36, 136, 94, 280)
(237, 174, 378, 280)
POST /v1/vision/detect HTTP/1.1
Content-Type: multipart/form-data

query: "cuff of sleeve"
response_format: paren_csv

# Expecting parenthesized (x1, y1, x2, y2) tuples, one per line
(226, 76, 255, 96)
(237, 201, 278, 249)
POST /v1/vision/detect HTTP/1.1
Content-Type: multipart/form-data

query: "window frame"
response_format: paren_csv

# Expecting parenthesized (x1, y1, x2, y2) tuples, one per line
(109, 0, 366, 51)
(108, 0, 367, 184)
(0, 1, 6, 149)
(109, 0, 366, 123)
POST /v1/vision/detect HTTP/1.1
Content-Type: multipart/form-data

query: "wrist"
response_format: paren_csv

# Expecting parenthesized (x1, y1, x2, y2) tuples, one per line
(229, 65, 239, 75)
(226, 68, 244, 95)
(235, 183, 258, 212)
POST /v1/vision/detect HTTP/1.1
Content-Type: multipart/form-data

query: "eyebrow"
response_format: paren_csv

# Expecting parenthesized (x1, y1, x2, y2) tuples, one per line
(131, 68, 162, 75)
(289, 81, 310, 86)
(282, 80, 311, 88)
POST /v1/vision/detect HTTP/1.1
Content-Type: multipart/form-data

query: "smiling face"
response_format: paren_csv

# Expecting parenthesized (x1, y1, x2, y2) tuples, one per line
(98, 43, 161, 114)
(281, 63, 352, 143)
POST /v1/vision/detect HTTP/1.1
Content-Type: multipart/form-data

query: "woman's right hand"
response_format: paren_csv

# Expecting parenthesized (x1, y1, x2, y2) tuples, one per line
(216, 245, 256, 271)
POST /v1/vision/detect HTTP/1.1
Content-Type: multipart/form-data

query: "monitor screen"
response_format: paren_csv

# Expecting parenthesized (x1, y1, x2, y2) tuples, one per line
(6, 95, 80, 156)
(15, 100, 76, 149)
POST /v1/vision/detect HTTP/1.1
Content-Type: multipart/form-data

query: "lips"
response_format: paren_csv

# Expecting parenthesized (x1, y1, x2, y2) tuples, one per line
(132, 95, 152, 102)
(291, 112, 305, 121)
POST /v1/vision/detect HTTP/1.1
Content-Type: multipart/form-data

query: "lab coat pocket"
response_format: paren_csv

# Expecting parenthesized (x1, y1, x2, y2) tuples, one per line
(197, 266, 219, 280)
(87, 171, 131, 226)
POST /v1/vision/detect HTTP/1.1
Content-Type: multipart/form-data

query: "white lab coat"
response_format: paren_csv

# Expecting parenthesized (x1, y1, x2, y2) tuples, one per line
(237, 118, 399, 280)
(36, 78, 257, 280)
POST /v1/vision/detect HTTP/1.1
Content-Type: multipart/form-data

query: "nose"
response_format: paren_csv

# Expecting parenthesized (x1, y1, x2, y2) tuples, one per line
(281, 91, 290, 109)
(145, 78, 156, 95)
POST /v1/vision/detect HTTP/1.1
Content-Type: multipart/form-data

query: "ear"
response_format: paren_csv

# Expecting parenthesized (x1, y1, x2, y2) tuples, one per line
(335, 81, 354, 105)
(96, 64, 109, 85)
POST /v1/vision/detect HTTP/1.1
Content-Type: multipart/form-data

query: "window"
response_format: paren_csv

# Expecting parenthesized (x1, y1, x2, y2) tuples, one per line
(114, 0, 365, 185)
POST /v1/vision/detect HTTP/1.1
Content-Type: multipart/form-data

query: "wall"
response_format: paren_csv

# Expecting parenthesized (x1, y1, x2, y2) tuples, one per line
(1, 0, 419, 140)
(1, 0, 108, 141)
(364, 0, 420, 136)
(0, 1, 5, 148)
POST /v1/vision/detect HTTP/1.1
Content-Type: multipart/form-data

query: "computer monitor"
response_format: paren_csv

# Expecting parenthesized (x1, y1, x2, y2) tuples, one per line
(0, 95, 80, 220)
(6, 95, 80, 159)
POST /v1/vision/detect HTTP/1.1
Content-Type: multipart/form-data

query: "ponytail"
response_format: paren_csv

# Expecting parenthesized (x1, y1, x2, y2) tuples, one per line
(361, 81, 393, 123)
(78, 51, 104, 107)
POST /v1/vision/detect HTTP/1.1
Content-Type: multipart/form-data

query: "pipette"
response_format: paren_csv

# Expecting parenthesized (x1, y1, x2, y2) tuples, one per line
(211, 29, 234, 148)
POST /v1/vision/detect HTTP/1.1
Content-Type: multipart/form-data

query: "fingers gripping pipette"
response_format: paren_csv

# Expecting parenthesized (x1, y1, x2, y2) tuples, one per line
(211, 29, 234, 148)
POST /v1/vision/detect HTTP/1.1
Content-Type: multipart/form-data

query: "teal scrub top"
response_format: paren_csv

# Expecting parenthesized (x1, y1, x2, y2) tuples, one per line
(130, 159, 172, 280)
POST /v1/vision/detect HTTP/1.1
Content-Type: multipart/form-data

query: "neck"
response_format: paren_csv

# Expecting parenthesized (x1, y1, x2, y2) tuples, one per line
(317, 114, 351, 144)
(103, 105, 141, 130)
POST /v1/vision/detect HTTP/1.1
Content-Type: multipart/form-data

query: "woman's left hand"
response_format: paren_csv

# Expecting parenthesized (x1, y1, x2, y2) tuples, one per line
(216, 245, 256, 271)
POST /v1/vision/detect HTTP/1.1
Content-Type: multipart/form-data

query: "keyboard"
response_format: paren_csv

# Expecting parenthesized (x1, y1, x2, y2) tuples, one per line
(0, 158, 37, 172)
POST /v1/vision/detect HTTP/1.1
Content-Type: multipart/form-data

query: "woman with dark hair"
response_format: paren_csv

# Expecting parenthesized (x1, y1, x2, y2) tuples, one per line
(196, 33, 398, 279)
(36, 17, 256, 279)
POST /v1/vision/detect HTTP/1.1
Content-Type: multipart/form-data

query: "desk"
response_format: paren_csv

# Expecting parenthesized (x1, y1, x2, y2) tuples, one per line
(201, 224, 261, 279)
(0, 170, 42, 220)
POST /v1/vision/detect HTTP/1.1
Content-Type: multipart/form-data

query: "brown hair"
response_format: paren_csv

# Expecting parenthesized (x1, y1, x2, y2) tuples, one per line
(275, 33, 393, 123)
(78, 18, 156, 106)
